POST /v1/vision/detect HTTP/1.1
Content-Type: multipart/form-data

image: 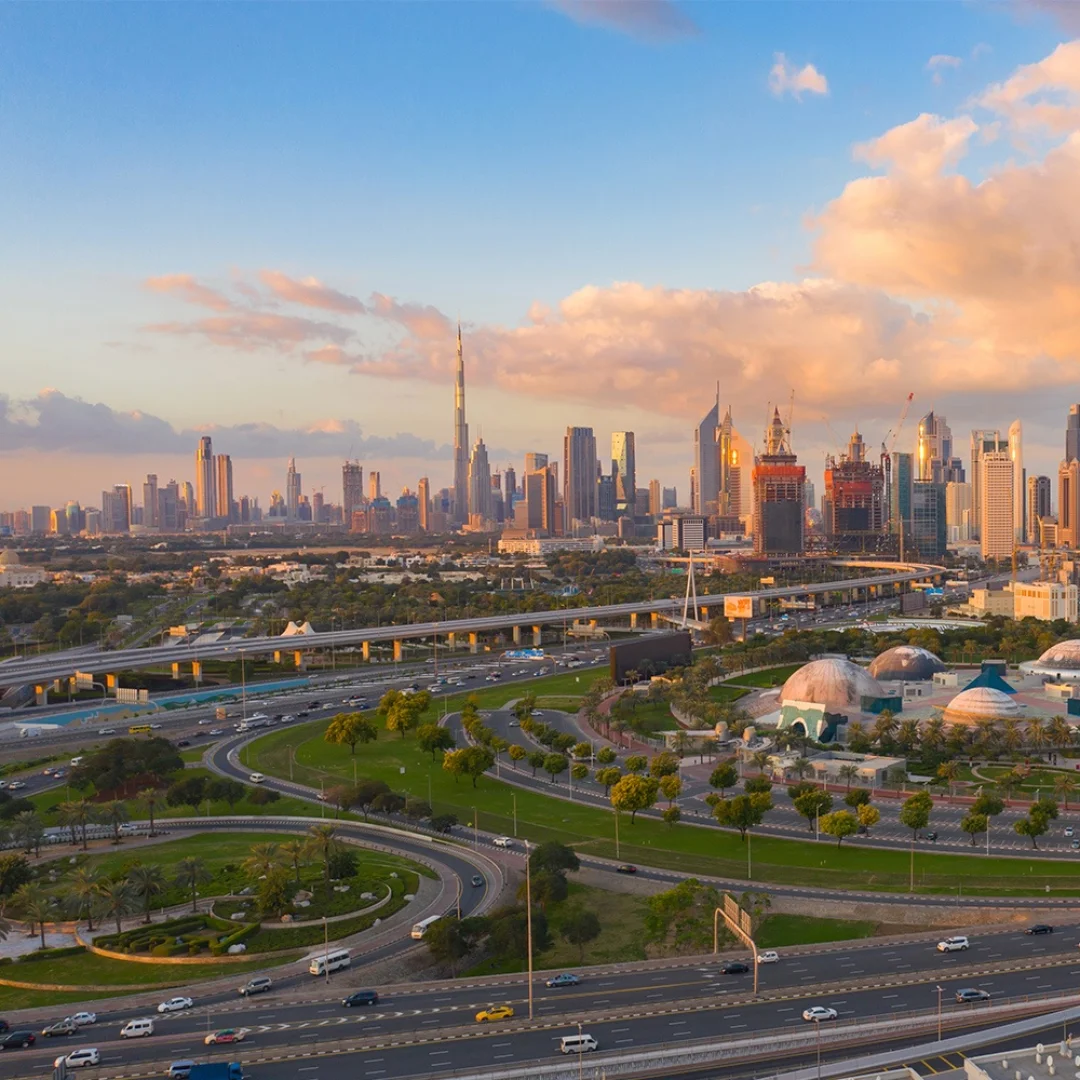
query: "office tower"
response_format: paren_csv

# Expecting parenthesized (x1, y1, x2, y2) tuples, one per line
(1008, 420, 1024, 544)
(523, 466, 557, 534)
(946, 481, 973, 542)
(468, 437, 493, 522)
(503, 466, 517, 517)
(396, 490, 420, 534)
(195, 436, 216, 519)
(1059, 459, 1080, 547)
(285, 458, 302, 520)
(980, 450, 1014, 559)
(1027, 476, 1051, 544)
(563, 427, 597, 523)
(83, 508, 101, 535)
(648, 479, 661, 517)
(30, 506, 51, 535)
(215, 455, 234, 522)
(101, 486, 131, 534)
(597, 475, 616, 521)
(342, 461, 364, 522)
(916, 411, 943, 481)
(692, 397, 720, 515)
(417, 477, 431, 532)
(911, 481, 947, 559)
(452, 323, 469, 524)
(49, 509, 68, 535)
(159, 481, 180, 532)
(611, 432, 636, 517)
(312, 491, 325, 523)
(662, 486, 677, 509)
(822, 430, 886, 552)
(180, 481, 194, 515)
(490, 474, 505, 524)
(64, 501, 83, 535)
(752, 408, 806, 555)
(369, 471, 381, 501)
(142, 475, 158, 529)
(524, 452, 548, 476)
(970, 429, 1004, 540)
(890, 452, 914, 539)
(804, 480, 816, 512)
(1068, 406, 1080, 463)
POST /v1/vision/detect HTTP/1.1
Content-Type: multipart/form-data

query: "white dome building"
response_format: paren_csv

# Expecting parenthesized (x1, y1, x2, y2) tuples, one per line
(0, 550, 47, 589)
(869, 645, 946, 683)
(943, 686, 1023, 725)
(1020, 640, 1080, 682)
(781, 659, 887, 710)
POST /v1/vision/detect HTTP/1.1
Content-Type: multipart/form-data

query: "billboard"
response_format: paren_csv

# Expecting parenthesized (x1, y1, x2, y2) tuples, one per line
(609, 632, 693, 683)
(724, 596, 754, 620)
(73, 671, 95, 690)
(504, 649, 546, 661)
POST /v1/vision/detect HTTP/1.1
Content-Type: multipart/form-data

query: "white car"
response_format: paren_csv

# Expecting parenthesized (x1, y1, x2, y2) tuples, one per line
(756, 951, 780, 964)
(802, 1007, 838, 1022)
(98, 728, 116, 735)
(7, 781, 25, 791)
(937, 936, 970, 953)
(70, 1013, 97, 1027)
(492, 836, 513, 847)
(157, 997, 194, 1013)
(61, 1049, 101, 1068)
(249, 773, 266, 784)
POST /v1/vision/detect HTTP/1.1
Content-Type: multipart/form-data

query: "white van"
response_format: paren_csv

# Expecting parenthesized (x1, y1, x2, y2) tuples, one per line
(559, 1033, 598, 1054)
(70, 756, 84, 766)
(248, 772, 265, 784)
(120, 1018, 154, 1038)
(309, 948, 351, 976)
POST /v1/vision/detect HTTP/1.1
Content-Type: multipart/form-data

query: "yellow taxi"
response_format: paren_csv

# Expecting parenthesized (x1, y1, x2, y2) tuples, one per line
(475, 1004, 515, 1023)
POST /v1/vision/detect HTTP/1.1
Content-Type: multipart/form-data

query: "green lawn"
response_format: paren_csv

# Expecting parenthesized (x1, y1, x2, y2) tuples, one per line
(179, 747, 206, 764)
(755, 914, 878, 948)
(709, 686, 751, 704)
(534, 697, 585, 713)
(974, 764, 1080, 795)
(240, 717, 1080, 896)
(721, 664, 802, 689)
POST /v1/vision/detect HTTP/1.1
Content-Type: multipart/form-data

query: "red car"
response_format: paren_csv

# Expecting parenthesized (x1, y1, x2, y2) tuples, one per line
(204, 1028, 248, 1046)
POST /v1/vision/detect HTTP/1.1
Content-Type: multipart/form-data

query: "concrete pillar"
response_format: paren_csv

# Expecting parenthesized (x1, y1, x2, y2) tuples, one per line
(630, 613, 638, 629)
(273, 650, 283, 664)
(393, 640, 403, 662)
(512, 625, 522, 645)
(171, 661, 182, 681)
(532, 625, 542, 648)
(105, 673, 118, 691)
(651, 612, 659, 628)
(293, 650, 306, 671)
(447, 632, 456, 649)
(589, 619, 598, 629)
(699, 605, 709, 623)
(469, 632, 479, 654)
(361, 641, 370, 662)
(52, 678, 64, 694)
(34, 684, 48, 706)
(191, 661, 202, 685)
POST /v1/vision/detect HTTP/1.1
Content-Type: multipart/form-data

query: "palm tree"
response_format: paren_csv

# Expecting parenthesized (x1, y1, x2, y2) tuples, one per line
(56, 801, 83, 847)
(14, 883, 51, 949)
(937, 760, 961, 796)
(838, 764, 859, 791)
(1027, 718, 1048, 758)
(280, 839, 307, 885)
(921, 717, 944, 754)
(138, 788, 165, 837)
(896, 719, 920, 753)
(242, 843, 281, 885)
(1002, 719, 1023, 755)
(1054, 773, 1078, 810)
(871, 710, 898, 748)
(12, 810, 43, 856)
(792, 757, 810, 781)
(973, 718, 999, 761)
(95, 879, 134, 934)
(99, 800, 130, 845)
(67, 866, 101, 931)
(751, 750, 770, 774)
(997, 770, 1023, 804)
(128, 864, 167, 924)
(174, 857, 213, 913)
(1049, 716, 1075, 753)
(305, 824, 341, 891)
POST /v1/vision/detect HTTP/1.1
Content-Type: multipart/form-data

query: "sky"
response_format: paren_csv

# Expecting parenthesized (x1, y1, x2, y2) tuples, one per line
(3, 0, 1080, 510)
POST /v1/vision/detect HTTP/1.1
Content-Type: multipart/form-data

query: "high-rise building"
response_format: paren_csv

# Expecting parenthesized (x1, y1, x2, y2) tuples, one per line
(30, 505, 51, 535)
(916, 411, 965, 484)
(911, 481, 947, 559)
(717, 406, 743, 520)
(1027, 475, 1051, 544)
(180, 481, 194, 517)
(822, 430, 887, 552)
(597, 475, 616, 521)
(142, 474, 158, 529)
(980, 450, 1014, 560)
(64, 501, 83, 535)
(159, 481, 180, 532)
(523, 466, 558, 534)
(468, 437, 493, 523)
(648, 479, 661, 517)
(101, 485, 131, 534)
(752, 408, 805, 555)
(215, 455, 234, 522)
(1067, 405, 1080, 463)
(312, 491, 325, 523)
(692, 398, 720, 515)
(970, 429, 1004, 541)
(662, 486, 677, 509)
(890, 451, 914, 541)
(417, 477, 431, 532)
(611, 432, 636, 517)
(452, 323, 469, 525)
(490, 473, 505, 524)
(342, 461, 364, 522)
(195, 436, 216, 520)
(946, 481, 973, 542)
(524, 452, 548, 475)
(1008, 420, 1024, 544)
(369, 471, 381, 501)
(285, 458, 301, 520)
(563, 427, 597, 524)
(503, 466, 517, 517)
(1059, 458, 1080, 548)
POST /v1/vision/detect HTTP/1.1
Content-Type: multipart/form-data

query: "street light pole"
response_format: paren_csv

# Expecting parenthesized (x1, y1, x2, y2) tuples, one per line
(323, 916, 329, 985)
(240, 649, 247, 721)
(936, 985, 943, 1041)
(513, 793, 518, 838)
(525, 840, 534, 1021)
(815, 1018, 822, 1080)
(473, 807, 479, 847)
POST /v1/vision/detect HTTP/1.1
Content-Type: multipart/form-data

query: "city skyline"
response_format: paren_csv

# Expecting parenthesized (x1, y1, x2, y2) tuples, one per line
(3, 5, 1080, 506)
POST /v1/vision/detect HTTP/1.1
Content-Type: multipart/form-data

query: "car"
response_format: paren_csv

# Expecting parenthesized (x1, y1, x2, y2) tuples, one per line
(177, 740, 191, 748)
(42, 767, 54, 776)
(1067, 827, 1075, 837)
(157, 997, 194, 1013)
(53, 769, 66, 778)
(492, 836, 513, 847)
(615, 864, 637, 874)
(249, 773, 266, 784)
(209, 729, 224, 736)
(802, 1007, 838, 1022)
(62, 1048, 101, 1068)
(920, 831, 938, 842)
(0, 1031, 35, 1049)
(955, 988, 991, 1003)
(721, 962, 750, 975)
(239, 977, 273, 997)
(197, 719, 212, 726)
(545, 973, 581, 988)
(281, 715, 295, 723)
(98, 727, 116, 735)
(316, 791, 329, 801)
(471, 874, 484, 887)
(308, 701, 321, 709)
(69, 1013, 96, 1027)
(204, 1028, 248, 1045)
(1072, 839, 1080, 850)
(342, 991, 379, 1007)
(150, 723, 162, 729)
(757, 951, 780, 964)
(41, 1020, 78, 1037)
(1026, 924, 1054, 935)
(120, 1019, 154, 1039)
(937, 936, 970, 952)
(7, 782, 25, 791)
(475, 1004, 514, 1023)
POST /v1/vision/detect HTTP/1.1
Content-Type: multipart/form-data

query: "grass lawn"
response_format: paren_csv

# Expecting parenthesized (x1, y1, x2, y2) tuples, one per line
(534, 697, 585, 713)
(240, 718, 1080, 896)
(179, 747, 206, 764)
(622, 699, 675, 737)
(755, 914, 878, 949)
(709, 686, 751, 704)
(721, 664, 803, 689)
(974, 764, 1080, 794)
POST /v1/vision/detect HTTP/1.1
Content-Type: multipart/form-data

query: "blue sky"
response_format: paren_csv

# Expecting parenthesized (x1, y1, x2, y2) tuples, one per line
(1, 1, 1075, 507)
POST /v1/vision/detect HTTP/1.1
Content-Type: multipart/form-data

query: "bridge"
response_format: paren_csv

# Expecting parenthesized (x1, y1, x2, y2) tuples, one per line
(0, 559, 943, 701)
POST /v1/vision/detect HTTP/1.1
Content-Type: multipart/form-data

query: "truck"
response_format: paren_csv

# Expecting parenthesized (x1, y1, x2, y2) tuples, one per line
(168, 1063, 244, 1080)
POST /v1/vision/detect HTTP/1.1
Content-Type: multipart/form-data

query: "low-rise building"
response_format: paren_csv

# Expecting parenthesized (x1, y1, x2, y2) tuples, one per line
(0, 550, 47, 589)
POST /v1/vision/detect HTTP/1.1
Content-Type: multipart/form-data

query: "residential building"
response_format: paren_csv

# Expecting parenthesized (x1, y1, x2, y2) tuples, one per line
(945, 481, 973, 542)
(752, 408, 805, 555)
(195, 436, 216, 520)
(142, 474, 158, 529)
(215, 454, 234, 522)
(980, 449, 1014, 560)
(563, 426, 597, 524)
(1027, 475, 1051, 544)
(342, 461, 364, 522)
(396, 490, 420, 534)
(522, 466, 557, 534)
(612, 431, 636, 517)
(158, 481, 180, 532)
(101, 485, 131, 534)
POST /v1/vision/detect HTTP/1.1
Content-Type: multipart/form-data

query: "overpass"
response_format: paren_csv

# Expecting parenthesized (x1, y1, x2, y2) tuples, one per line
(0, 559, 943, 700)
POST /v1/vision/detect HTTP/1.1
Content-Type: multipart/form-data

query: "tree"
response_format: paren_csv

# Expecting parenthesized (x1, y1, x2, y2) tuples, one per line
(280, 838, 307, 884)
(610, 774, 658, 823)
(659, 774, 682, 806)
(128, 863, 166, 923)
(306, 824, 342, 890)
(571, 762, 589, 782)
(572, 742, 593, 760)
(380, 690, 426, 739)
(442, 748, 469, 784)
(462, 746, 496, 787)
(14, 883, 50, 948)
(936, 760, 960, 796)
(793, 789, 833, 832)
(595, 766, 622, 794)
(662, 805, 682, 828)
(960, 812, 988, 846)
(744, 776, 773, 795)
(95, 878, 134, 935)
(530, 842, 580, 877)
(1049, 715, 1074, 753)
(837, 764, 859, 791)
(709, 763, 738, 795)
(98, 800, 130, 845)
(174, 856, 213, 913)
(508, 744, 526, 771)
(242, 842, 281, 883)
(844, 788, 870, 808)
(649, 752, 681, 779)
(66, 865, 100, 930)
(207, 778, 246, 809)
(1015, 798, 1059, 849)
(973, 791, 1004, 819)
(426, 916, 486, 975)
(417, 724, 455, 762)
(56, 801, 84, 846)
(519, 869, 568, 911)
(325, 712, 378, 755)
(713, 792, 772, 839)
(526, 750, 547, 777)
(644, 878, 723, 953)
(625, 755, 648, 775)
(596, 747, 617, 765)
(1053, 773, 1078, 809)
(819, 810, 858, 847)
(11, 810, 43, 856)
(560, 905, 601, 961)
(353, 779, 391, 820)
(258, 866, 291, 918)
(513, 692, 537, 723)
(899, 791, 933, 839)
(543, 753, 569, 784)
(856, 803, 880, 833)
(137, 788, 165, 837)
(70, 737, 182, 797)
(167, 775, 209, 808)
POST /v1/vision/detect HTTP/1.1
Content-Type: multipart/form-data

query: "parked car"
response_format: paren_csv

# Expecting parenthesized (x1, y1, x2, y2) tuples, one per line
(158, 997, 194, 1013)
(1026, 924, 1054, 935)
(802, 1007, 838, 1022)
(475, 1005, 514, 1023)
(62, 1048, 100, 1068)
(545, 973, 581, 988)
(41, 1020, 78, 1037)
(204, 1028, 248, 1045)
(0, 1031, 35, 1049)
(955, 988, 991, 1003)
(938, 936, 970, 953)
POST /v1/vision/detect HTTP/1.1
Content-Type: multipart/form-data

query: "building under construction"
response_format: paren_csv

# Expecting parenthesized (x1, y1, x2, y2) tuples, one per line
(822, 430, 889, 553)
(752, 407, 806, 555)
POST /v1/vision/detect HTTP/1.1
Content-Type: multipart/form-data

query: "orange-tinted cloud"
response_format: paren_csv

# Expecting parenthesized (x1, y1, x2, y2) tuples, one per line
(145, 312, 352, 352)
(769, 53, 828, 99)
(547, 0, 698, 40)
(144, 274, 232, 311)
(258, 270, 368, 314)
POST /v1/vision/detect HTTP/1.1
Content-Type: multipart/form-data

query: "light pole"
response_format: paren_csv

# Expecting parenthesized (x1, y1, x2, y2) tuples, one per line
(323, 916, 330, 985)
(747, 831, 752, 881)
(815, 1017, 822, 1080)
(614, 807, 620, 859)
(525, 839, 534, 1021)
(935, 985, 943, 1041)
(472, 807, 479, 847)
(513, 793, 518, 838)
(240, 649, 247, 721)
(577, 1020, 584, 1080)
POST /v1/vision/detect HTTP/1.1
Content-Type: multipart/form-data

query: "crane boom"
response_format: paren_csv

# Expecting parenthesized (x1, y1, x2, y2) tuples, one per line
(888, 392, 915, 454)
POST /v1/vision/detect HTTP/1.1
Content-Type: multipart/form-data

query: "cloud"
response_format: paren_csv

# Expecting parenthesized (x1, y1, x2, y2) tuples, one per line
(258, 270, 368, 314)
(926, 53, 962, 85)
(546, 0, 698, 40)
(0, 390, 450, 461)
(769, 53, 828, 99)
(976, 38, 1080, 133)
(144, 274, 233, 311)
(854, 113, 979, 178)
(145, 312, 353, 352)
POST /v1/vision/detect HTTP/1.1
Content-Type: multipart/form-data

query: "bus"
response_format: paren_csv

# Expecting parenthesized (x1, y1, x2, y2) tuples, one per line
(410, 915, 442, 940)
(128, 724, 152, 735)
(308, 948, 351, 976)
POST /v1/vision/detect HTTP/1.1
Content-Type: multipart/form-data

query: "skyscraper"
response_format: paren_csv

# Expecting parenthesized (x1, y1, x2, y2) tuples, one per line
(1027, 475, 1051, 544)
(524, 452, 548, 475)
(822, 430, 886, 552)
(468, 437, 493, 523)
(564, 427, 597, 524)
(503, 466, 517, 517)
(142, 474, 159, 529)
(369, 471, 381, 501)
(1008, 420, 1024, 544)
(717, 406, 743, 519)
(159, 480, 180, 532)
(215, 454, 234, 522)
(1060, 459, 1080, 548)
(946, 481, 973, 542)
(980, 450, 1014, 560)
(417, 477, 431, 532)
(286, 458, 301, 520)
(611, 432, 636, 517)
(452, 323, 469, 524)
(523, 466, 557, 534)
(648, 479, 661, 517)
(195, 436, 216, 520)
(1067, 405, 1080, 463)
(342, 461, 364, 522)
(752, 408, 805, 555)
(970, 429, 1004, 540)
(692, 397, 720, 515)
(911, 481, 947, 559)
(890, 452, 914, 540)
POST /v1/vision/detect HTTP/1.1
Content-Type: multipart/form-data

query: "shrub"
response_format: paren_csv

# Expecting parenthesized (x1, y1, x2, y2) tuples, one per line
(16, 945, 86, 964)
(248, 788, 280, 806)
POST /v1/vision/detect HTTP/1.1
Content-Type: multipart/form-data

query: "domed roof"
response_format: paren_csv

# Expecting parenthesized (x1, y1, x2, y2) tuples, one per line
(1036, 640, 1080, 668)
(943, 686, 1022, 722)
(0, 550, 20, 566)
(869, 645, 946, 682)
(781, 658, 886, 709)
